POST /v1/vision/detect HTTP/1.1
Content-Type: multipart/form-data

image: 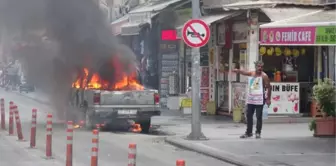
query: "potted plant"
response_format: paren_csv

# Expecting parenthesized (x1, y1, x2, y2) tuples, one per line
(309, 119, 316, 133)
(310, 78, 336, 137)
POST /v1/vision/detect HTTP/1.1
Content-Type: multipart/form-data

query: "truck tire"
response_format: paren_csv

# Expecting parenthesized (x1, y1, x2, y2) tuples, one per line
(140, 119, 151, 134)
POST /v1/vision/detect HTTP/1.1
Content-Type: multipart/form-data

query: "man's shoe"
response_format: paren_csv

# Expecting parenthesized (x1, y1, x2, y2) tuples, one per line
(240, 133, 252, 139)
(255, 133, 261, 139)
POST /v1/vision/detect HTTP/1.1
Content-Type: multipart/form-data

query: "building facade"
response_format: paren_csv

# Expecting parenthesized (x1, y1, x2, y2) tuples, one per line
(110, 0, 335, 117)
(200, 0, 336, 118)
(110, 0, 188, 107)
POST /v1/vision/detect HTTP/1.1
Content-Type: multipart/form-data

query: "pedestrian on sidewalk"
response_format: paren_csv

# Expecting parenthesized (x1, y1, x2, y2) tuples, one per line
(233, 61, 271, 139)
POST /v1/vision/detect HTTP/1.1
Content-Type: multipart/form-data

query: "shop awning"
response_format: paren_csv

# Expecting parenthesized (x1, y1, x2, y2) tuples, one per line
(221, 0, 324, 11)
(120, 22, 150, 36)
(202, 11, 243, 25)
(222, 1, 277, 10)
(129, 0, 182, 14)
(260, 9, 336, 28)
(118, 0, 184, 36)
(110, 15, 129, 36)
(175, 11, 243, 37)
(261, 7, 321, 22)
(111, 15, 129, 25)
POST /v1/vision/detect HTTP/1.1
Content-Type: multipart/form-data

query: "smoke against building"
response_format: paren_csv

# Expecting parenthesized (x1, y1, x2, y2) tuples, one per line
(0, 0, 139, 120)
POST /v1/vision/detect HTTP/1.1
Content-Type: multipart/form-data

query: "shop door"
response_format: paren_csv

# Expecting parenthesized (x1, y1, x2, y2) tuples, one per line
(216, 81, 229, 114)
(328, 46, 336, 81)
(216, 47, 230, 114)
(322, 47, 329, 79)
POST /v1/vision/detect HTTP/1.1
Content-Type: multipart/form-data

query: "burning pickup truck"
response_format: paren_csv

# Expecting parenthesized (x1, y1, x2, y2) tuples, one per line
(69, 55, 160, 133)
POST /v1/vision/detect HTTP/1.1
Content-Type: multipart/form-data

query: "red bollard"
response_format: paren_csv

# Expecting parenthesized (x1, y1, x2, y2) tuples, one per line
(8, 102, 14, 135)
(46, 114, 53, 159)
(13, 105, 24, 141)
(30, 109, 37, 148)
(91, 129, 99, 166)
(1, 98, 5, 130)
(128, 143, 137, 166)
(66, 121, 73, 166)
(176, 160, 185, 166)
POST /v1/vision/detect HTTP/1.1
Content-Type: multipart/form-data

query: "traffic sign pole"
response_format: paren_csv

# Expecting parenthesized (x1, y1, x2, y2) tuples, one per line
(187, 0, 207, 140)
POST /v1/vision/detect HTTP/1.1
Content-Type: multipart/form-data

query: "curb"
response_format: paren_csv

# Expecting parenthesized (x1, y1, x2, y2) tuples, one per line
(165, 137, 266, 166)
(13, 91, 52, 106)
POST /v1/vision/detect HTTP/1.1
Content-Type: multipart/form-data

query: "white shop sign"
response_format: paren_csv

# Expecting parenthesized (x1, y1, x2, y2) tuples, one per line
(269, 83, 300, 114)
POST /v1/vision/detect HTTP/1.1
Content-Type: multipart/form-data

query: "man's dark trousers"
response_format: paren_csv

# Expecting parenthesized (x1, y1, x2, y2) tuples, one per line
(246, 104, 264, 135)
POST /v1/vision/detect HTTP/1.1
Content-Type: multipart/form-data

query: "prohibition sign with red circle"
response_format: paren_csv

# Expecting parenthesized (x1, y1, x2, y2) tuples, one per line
(182, 19, 210, 48)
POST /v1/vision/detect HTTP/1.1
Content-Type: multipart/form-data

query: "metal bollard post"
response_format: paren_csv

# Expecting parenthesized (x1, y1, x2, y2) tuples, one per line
(30, 109, 37, 148)
(66, 121, 73, 166)
(128, 143, 137, 166)
(176, 160, 185, 166)
(91, 129, 99, 166)
(46, 114, 53, 159)
(8, 102, 14, 135)
(14, 105, 24, 141)
(1, 98, 5, 130)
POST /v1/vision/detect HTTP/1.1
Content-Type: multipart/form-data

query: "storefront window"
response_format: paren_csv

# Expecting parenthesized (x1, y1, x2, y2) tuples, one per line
(332, 47, 336, 81)
(258, 46, 316, 115)
(260, 46, 315, 82)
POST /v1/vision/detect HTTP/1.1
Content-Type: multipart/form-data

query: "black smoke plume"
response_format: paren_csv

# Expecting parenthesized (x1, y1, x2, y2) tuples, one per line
(0, 0, 135, 121)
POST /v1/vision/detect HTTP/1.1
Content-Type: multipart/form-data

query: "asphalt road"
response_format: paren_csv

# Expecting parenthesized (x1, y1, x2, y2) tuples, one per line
(0, 89, 234, 166)
(0, 131, 63, 166)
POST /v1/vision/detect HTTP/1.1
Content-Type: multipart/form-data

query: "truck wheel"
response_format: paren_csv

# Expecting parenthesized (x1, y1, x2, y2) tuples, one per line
(140, 119, 151, 134)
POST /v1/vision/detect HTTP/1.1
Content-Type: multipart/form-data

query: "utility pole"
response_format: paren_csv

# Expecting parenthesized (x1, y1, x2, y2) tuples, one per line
(246, 5, 259, 71)
(187, 0, 206, 140)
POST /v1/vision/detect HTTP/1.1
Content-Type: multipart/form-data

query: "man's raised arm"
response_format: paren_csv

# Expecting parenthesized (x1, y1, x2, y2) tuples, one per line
(232, 68, 252, 76)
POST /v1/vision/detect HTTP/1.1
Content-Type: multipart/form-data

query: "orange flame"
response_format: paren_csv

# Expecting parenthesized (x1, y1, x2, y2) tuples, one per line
(72, 56, 144, 91)
(131, 123, 142, 133)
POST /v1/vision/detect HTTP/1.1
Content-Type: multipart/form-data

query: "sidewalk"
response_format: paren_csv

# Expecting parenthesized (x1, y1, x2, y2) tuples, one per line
(164, 123, 336, 166)
(13, 90, 51, 105)
(158, 108, 312, 126)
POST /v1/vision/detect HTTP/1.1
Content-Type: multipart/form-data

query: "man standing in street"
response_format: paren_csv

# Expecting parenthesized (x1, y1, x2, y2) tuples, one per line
(233, 61, 271, 139)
